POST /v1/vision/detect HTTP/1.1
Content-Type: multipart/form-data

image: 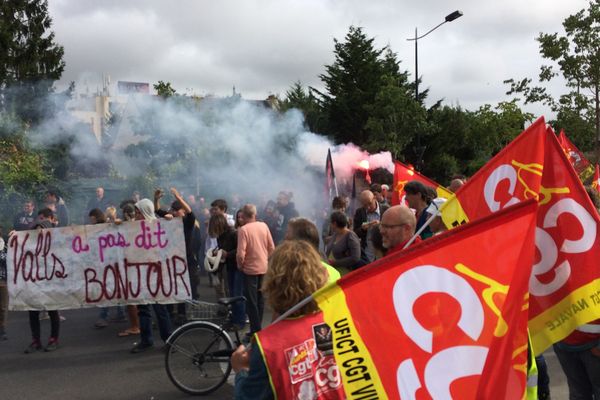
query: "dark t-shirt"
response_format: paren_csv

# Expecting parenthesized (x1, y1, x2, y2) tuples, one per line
(13, 212, 36, 231)
(155, 209, 200, 267)
(217, 228, 238, 269)
(182, 212, 201, 267)
(87, 197, 111, 213)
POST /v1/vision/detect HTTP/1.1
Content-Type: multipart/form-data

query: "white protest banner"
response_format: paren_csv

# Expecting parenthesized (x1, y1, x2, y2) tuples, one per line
(7, 219, 191, 310)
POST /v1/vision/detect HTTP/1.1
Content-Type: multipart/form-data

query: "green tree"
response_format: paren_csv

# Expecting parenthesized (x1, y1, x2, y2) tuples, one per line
(421, 105, 471, 183)
(552, 97, 596, 150)
(0, 114, 52, 195)
(281, 81, 327, 133)
(420, 100, 533, 183)
(505, 1, 600, 156)
(364, 74, 426, 160)
(469, 101, 533, 158)
(317, 26, 426, 160)
(362, 48, 429, 163)
(154, 80, 177, 98)
(318, 26, 388, 145)
(0, 0, 65, 123)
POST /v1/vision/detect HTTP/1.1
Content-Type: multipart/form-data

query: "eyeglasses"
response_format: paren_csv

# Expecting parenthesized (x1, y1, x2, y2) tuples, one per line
(380, 223, 407, 230)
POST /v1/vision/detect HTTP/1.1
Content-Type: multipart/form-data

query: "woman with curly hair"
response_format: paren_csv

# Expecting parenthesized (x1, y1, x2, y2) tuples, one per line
(231, 240, 343, 399)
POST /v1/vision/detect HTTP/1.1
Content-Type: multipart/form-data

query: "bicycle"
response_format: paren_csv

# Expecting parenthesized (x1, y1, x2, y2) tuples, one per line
(165, 296, 247, 396)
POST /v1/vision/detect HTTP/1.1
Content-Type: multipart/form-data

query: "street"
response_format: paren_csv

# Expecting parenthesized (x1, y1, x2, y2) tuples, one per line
(0, 278, 235, 400)
(0, 279, 570, 400)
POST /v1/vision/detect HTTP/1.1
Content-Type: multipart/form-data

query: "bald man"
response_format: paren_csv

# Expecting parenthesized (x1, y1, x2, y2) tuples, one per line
(353, 190, 389, 262)
(380, 205, 418, 255)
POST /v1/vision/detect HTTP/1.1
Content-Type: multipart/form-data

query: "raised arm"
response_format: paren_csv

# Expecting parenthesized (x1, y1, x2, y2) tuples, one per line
(154, 188, 164, 212)
(170, 187, 192, 214)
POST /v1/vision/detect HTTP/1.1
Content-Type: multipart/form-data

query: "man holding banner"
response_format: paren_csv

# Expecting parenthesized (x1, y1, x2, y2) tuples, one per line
(23, 219, 61, 353)
(131, 199, 174, 353)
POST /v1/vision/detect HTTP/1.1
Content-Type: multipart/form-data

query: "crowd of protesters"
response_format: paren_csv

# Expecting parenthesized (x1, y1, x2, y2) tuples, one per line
(0, 177, 598, 400)
(0, 186, 303, 352)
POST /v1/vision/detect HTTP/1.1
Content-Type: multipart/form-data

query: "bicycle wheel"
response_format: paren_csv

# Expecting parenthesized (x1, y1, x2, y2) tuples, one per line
(165, 321, 234, 395)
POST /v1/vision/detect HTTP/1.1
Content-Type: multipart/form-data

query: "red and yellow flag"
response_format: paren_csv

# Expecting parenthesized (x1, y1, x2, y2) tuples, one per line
(441, 117, 547, 229)
(592, 164, 600, 192)
(558, 129, 593, 180)
(392, 161, 452, 206)
(439, 116, 600, 353)
(527, 130, 600, 353)
(315, 201, 538, 399)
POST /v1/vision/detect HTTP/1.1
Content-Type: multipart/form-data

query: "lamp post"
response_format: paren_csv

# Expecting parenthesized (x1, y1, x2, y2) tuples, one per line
(407, 10, 463, 171)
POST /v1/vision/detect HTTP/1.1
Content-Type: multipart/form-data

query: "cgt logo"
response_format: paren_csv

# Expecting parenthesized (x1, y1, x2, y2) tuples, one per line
(483, 163, 597, 298)
(286, 341, 317, 384)
(530, 198, 596, 297)
(483, 162, 543, 212)
(392, 265, 508, 399)
(315, 357, 341, 391)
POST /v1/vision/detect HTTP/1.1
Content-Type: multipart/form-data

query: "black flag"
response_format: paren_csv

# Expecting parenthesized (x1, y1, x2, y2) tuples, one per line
(325, 148, 338, 201)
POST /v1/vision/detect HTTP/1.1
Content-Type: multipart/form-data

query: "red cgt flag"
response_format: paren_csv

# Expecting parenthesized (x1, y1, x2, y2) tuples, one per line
(558, 129, 592, 179)
(392, 161, 451, 206)
(439, 116, 600, 353)
(441, 117, 547, 228)
(315, 201, 538, 399)
(527, 128, 600, 353)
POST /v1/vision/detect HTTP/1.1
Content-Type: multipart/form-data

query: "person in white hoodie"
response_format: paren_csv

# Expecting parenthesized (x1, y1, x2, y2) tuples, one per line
(130, 199, 173, 353)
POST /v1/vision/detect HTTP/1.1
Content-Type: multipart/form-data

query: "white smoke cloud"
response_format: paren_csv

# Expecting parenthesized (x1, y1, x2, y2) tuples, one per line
(26, 89, 392, 219)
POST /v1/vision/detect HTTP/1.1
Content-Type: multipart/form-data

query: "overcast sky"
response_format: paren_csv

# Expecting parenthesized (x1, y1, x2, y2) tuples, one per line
(48, 0, 589, 117)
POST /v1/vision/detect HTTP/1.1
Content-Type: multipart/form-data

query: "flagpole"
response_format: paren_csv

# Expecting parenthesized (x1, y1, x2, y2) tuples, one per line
(326, 148, 339, 198)
(403, 206, 439, 249)
(278, 210, 436, 321)
(263, 207, 435, 346)
(274, 210, 440, 325)
(271, 295, 315, 324)
(269, 207, 438, 323)
(334, 177, 339, 197)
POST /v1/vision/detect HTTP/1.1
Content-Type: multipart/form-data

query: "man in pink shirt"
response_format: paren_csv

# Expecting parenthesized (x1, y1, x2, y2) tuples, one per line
(236, 204, 275, 335)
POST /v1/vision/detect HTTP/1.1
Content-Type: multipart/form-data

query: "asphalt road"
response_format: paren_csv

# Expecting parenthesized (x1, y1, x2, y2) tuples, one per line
(0, 278, 235, 400)
(0, 278, 570, 400)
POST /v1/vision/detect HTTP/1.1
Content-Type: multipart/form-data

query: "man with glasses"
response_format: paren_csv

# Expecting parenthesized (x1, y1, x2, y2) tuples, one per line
(353, 190, 389, 262)
(380, 205, 417, 255)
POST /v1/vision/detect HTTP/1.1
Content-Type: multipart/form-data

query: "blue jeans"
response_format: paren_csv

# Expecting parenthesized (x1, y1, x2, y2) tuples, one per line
(227, 264, 246, 326)
(138, 304, 172, 345)
(554, 343, 600, 399)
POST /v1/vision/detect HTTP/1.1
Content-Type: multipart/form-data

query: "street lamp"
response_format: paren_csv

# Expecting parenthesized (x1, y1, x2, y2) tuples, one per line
(407, 10, 463, 171)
